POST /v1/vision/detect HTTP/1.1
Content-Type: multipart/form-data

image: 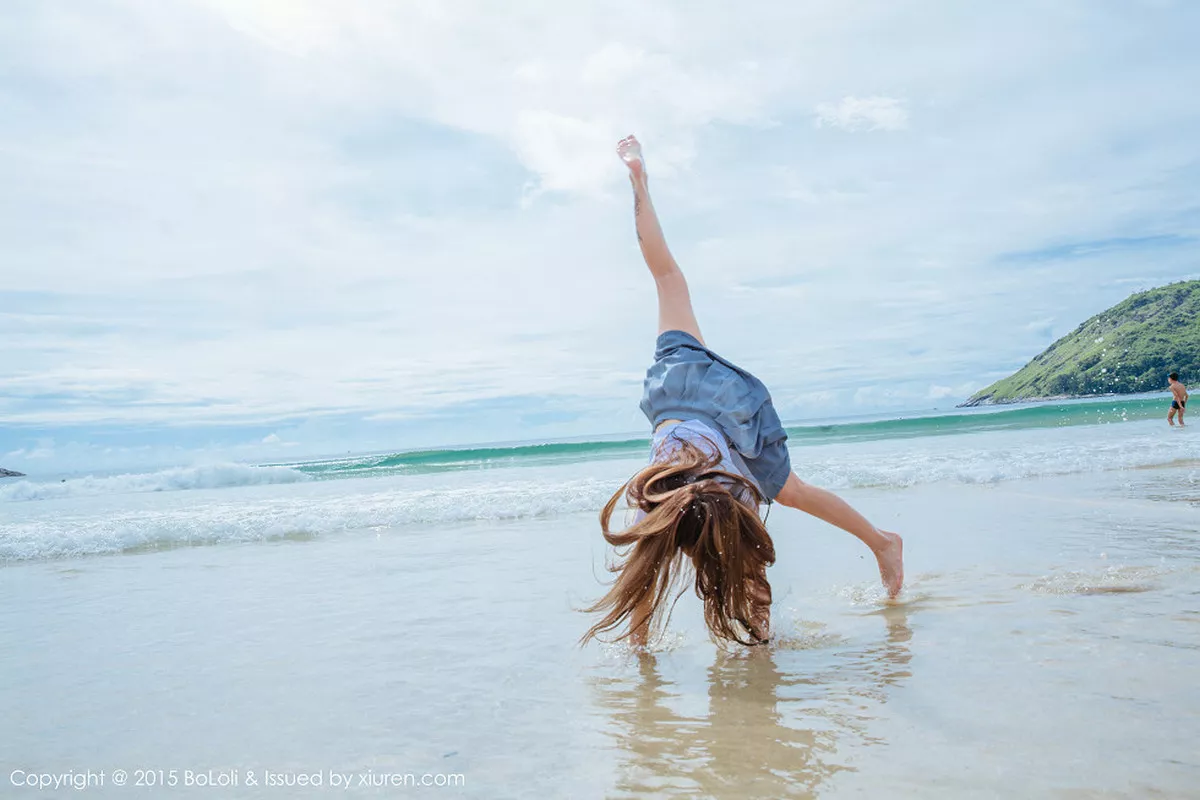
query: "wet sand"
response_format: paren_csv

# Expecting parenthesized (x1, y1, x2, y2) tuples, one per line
(3, 465, 1198, 798)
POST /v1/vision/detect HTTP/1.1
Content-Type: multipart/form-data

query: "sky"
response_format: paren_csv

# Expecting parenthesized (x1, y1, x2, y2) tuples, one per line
(2, 0, 1199, 472)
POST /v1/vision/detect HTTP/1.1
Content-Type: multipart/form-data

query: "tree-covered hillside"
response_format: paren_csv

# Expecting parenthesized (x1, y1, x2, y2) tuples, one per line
(962, 280, 1199, 406)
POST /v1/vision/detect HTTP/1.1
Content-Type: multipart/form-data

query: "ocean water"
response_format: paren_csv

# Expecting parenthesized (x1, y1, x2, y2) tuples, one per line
(3, 395, 1199, 798)
(0, 396, 1187, 561)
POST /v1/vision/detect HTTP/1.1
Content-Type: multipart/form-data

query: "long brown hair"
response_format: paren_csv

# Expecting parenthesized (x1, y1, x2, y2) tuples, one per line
(582, 437, 776, 647)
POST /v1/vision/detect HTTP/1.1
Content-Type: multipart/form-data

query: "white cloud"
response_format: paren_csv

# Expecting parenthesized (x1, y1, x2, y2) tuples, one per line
(2, 0, 1200, 455)
(814, 96, 909, 132)
(5, 441, 56, 461)
(512, 111, 616, 198)
(1025, 318, 1056, 340)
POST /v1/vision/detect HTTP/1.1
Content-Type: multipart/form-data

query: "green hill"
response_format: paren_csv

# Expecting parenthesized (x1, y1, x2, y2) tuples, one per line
(961, 280, 1199, 407)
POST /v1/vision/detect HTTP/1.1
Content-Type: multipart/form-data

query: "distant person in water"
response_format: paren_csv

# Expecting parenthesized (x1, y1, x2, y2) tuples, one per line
(1168, 372, 1188, 427)
(582, 135, 904, 649)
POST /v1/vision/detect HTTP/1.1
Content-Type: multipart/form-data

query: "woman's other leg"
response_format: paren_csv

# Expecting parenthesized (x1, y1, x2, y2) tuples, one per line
(617, 135, 704, 345)
(775, 472, 904, 598)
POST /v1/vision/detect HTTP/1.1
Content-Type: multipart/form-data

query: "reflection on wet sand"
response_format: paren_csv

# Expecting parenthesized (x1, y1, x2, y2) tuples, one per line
(594, 607, 913, 799)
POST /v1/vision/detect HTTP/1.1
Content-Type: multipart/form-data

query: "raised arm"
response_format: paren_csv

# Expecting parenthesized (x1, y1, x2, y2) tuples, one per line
(617, 135, 704, 344)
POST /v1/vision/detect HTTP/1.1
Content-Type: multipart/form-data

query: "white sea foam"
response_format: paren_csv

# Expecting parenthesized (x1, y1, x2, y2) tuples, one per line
(0, 479, 616, 561)
(0, 463, 311, 502)
(1020, 565, 1173, 596)
(797, 427, 1199, 491)
(3, 421, 1197, 562)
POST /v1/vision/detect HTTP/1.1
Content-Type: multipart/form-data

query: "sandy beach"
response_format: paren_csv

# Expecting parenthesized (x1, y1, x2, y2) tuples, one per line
(4, 441, 1198, 798)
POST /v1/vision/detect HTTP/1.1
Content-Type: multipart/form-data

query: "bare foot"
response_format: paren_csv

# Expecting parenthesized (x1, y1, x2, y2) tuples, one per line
(616, 134, 646, 184)
(874, 530, 904, 599)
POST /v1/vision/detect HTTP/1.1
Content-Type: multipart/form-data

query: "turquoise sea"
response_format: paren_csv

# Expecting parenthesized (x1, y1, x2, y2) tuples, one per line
(0, 395, 1190, 560)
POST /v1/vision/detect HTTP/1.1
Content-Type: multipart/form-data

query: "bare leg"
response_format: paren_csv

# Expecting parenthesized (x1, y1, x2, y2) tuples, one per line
(616, 135, 705, 344)
(775, 472, 904, 598)
(1169, 408, 1177, 426)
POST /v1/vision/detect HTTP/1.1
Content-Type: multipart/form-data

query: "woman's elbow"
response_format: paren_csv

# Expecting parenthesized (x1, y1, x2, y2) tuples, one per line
(774, 473, 809, 510)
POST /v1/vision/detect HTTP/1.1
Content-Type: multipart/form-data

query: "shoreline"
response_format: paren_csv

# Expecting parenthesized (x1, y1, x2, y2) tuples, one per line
(957, 388, 1172, 408)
